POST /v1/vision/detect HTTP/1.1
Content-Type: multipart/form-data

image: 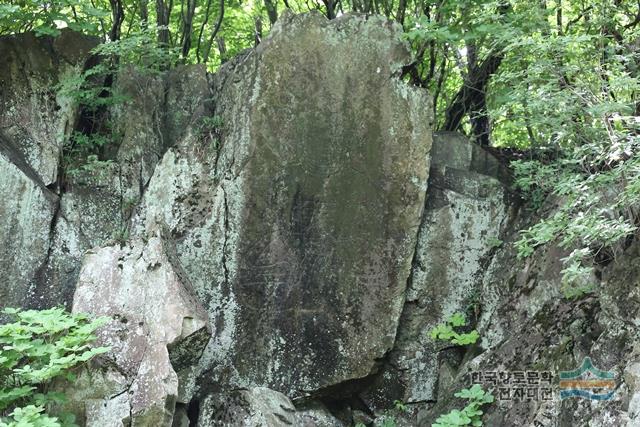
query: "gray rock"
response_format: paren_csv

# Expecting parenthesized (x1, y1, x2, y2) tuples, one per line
(85, 392, 131, 427)
(0, 31, 97, 309)
(138, 11, 432, 401)
(72, 236, 210, 426)
(361, 132, 514, 413)
(0, 30, 97, 186)
(198, 387, 297, 426)
(198, 388, 345, 427)
(171, 404, 191, 427)
(415, 214, 640, 426)
(294, 401, 346, 426)
(0, 148, 58, 309)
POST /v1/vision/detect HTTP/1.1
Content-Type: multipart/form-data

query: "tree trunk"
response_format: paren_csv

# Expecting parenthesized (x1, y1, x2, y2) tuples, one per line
(264, 0, 278, 25)
(443, 53, 503, 144)
(139, 0, 149, 30)
(323, 0, 336, 19)
(180, 0, 197, 58)
(156, 0, 171, 46)
(203, 0, 225, 64)
(109, 0, 125, 41)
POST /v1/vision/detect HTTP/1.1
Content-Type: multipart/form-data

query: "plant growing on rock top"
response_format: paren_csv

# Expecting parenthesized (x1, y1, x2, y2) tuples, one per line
(430, 313, 479, 346)
(0, 307, 110, 427)
(56, 28, 181, 183)
(432, 384, 494, 427)
(487, 237, 503, 249)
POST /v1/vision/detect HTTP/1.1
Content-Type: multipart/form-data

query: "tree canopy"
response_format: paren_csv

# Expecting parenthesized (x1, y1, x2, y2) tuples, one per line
(1, 0, 637, 148)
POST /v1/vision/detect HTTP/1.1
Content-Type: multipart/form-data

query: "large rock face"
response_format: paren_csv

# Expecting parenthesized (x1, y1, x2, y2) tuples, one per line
(0, 30, 97, 186)
(0, 146, 58, 307)
(417, 222, 640, 427)
(0, 31, 97, 309)
(0, 11, 431, 426)
(42, 64, 206, 309)
(197, 387, 343, 426)
(136, 11, 433, 403)
(0, 31, 208, 309)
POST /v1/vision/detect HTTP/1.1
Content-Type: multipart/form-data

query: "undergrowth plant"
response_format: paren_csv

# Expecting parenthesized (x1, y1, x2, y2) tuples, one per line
(56, 64, 124, 181)
(62, 132, 115, 182)
(432, 385, 494, 427)
(430, 313, 479, 346)
(0, 307, 110, 427)
(352, 400, 407, 427)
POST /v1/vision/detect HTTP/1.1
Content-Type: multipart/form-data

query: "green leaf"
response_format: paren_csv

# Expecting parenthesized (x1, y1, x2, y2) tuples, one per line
(448, 313, 466, 327)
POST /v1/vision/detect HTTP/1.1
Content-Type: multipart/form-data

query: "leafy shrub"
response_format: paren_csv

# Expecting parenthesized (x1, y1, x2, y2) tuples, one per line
(432, 385, 494, 427)
(513, 144, 640, 298)
(0, 307, 109, 427)
(91, 29, 180, 74)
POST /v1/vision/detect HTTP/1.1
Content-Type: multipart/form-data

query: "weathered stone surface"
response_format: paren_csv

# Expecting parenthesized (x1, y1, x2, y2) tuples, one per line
(72, 236, 210, 426)
(138, 11, 432, 402)
(0, 25, 214, 311)
(360, 132, 514, 415)
(197, 387, 345, 426)
(0, 148, 58, 308)
(294, 401, 346, 427)
(198, 387, 297, 426)
(414, 212, 640, 427)
(85, 392, 131, 427)
(0, 31, 97, 309)
(33, 63, 209, 309)
(0, 30, 97, 186)
(625, 362, 640, 425)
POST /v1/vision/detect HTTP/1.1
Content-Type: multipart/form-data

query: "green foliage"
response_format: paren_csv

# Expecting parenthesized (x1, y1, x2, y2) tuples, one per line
(0, 0, 107, 37)
(56, 29, 176, 181)
(56, 64, 127, 113)
(432, 385, 494, 427)
(111, 225, 130, 245)
(351, 399, 408, 427)
(393, 400, 407, 413)
(487, 237, 503, 249)
(379, 417, 397, 427)
(197, 115, 224, 138)
(514, 145, 640, 298)
(199, 115, 224, 131)
(92, 29, 181, 74)
(62, 133, 115, 182)
(56, 62, 121, 181)
(430, 313, 480, 346)
(0, 308, 110, 427)
(493, 0, 640, 299)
